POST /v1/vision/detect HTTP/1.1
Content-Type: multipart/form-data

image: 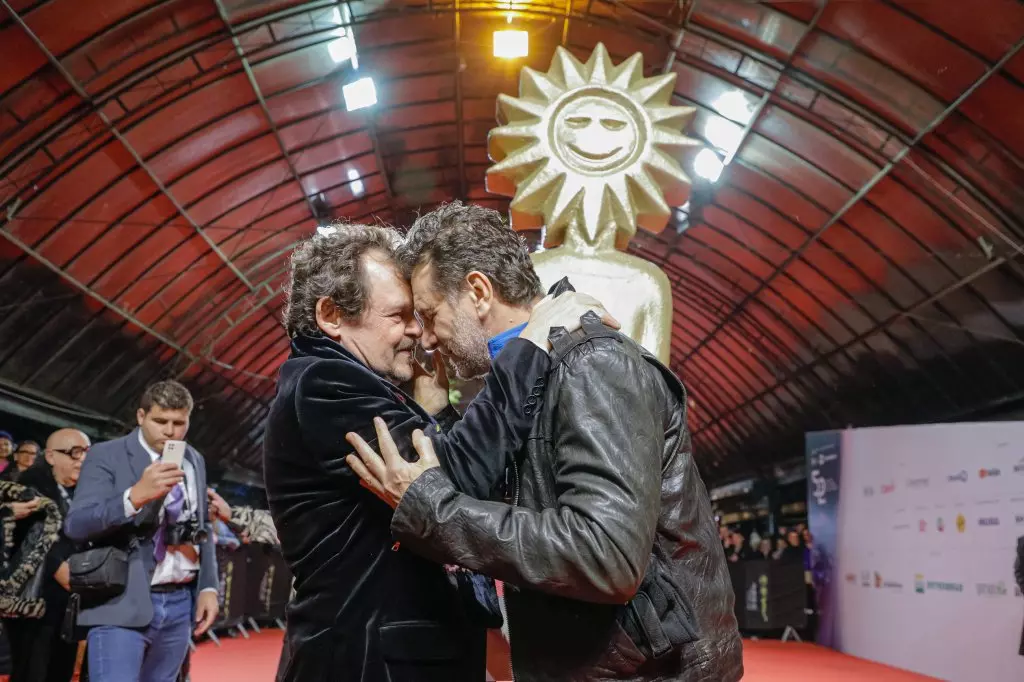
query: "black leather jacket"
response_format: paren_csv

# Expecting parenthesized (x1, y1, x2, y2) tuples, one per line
(392, 318, 743, 682)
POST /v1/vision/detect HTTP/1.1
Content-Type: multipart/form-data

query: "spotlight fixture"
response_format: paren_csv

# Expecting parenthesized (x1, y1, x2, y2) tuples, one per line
(693, 148, 724, 183)
(493, 30, 528, 59)
(328, 5, 359, 67)
(348, 168, 364, 196)
(343, 77, 377, 111)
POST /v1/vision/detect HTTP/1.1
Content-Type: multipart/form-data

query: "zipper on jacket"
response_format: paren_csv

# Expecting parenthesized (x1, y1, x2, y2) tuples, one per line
(500, 456, 520, 681)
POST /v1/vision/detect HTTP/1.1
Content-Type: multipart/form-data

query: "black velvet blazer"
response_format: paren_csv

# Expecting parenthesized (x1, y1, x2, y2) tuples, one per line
(264, 333, 547, 682)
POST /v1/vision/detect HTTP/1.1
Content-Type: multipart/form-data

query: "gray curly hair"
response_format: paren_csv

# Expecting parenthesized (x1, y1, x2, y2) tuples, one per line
(399, 201, 542, 306)
(284, 222, 402, 338)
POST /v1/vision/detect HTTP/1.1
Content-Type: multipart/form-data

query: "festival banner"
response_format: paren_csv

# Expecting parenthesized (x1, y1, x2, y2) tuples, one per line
(805, 430, 842, 647)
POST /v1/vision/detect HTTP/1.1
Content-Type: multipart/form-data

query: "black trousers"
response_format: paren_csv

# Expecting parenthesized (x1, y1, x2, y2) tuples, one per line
(2, 618, 78, 682)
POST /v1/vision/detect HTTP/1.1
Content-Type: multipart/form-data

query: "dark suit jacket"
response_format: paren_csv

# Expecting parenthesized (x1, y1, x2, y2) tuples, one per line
(64, 429, 217, 628)
(264, 334, 547, 682)
(18, 464, 77, 625)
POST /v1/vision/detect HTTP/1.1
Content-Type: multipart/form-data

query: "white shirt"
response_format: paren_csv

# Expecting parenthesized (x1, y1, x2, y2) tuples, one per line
(123, 432, 215, 592)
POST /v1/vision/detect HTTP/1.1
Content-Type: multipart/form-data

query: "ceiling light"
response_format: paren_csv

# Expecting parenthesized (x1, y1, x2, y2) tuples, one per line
(329, 35, 357, 64)
(704, 116, 743, 156)
(348, 168, 364, 196)
(712, 90, 755, 125)
(343, 77, 376, 111)
(494, 30, 528, 59)
(693, 148, 724, 183)
(329, 6, 358, 68)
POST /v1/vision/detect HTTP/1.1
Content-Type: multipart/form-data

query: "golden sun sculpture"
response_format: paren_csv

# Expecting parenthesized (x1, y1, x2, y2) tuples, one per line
(486, 43, 698, 362)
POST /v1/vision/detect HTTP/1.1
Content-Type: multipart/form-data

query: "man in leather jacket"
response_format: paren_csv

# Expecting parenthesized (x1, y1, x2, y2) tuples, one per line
(263, 221, 613, 682)
(347, 203, 743, 682)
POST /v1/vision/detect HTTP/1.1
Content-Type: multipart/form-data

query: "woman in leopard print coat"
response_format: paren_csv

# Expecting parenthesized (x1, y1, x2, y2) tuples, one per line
(0, 480, 62, 619)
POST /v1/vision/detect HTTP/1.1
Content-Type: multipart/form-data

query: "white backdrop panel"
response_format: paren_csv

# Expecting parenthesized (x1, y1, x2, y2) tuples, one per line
(834, 421, 1024, 682)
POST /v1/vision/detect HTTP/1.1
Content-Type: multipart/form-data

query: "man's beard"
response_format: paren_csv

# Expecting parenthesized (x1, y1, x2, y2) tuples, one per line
(444, 308, 491, 380)
(381, 342, 416, 385)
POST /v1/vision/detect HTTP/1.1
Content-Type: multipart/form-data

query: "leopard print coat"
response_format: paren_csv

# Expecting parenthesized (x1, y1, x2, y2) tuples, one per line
(0, 480, 62, 618)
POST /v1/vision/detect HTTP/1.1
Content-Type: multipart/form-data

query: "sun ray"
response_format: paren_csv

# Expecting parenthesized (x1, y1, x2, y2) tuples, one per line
(485, 143, 547, 197)
(626, 172, 672, 233)
(510, 165, 564, 214)
(548, 47, 587, 90)
(653, 126, 703, 150)
(631, 73, 677, 107)
(487, 122, 542, 162)
(543, 178, 585, 246)
(585, 43, 613, 84)
(496, 93, 547, 124)
(648, 104, 696, 130)
(610, 52, 644, 90)
(519, 67, 564, 103)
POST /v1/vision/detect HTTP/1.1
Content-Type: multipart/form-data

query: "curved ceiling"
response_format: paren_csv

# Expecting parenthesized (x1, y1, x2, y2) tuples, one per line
(1, 0, 1023, 484)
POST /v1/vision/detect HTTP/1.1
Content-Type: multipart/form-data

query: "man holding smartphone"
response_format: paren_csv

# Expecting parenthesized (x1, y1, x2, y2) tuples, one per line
(65, 380, 219, 682)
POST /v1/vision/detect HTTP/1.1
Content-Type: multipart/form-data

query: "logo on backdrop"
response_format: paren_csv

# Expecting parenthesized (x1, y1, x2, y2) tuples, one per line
(978, 467, 1001, 479)
(861, 571, 871, 587)
(947, 470, 968, 483)
(916, 577, 964, 593)
(937, 517, 945, 532)
(906, 477, 929, 489)
(880, 481, 896, 495)
(892, 523, 910, 531)
(811, 469, 838, 506)
(863, 486, 875, 497)
(976, 582, 1008, 597)
(1015, 514, 1024, 526)
(978, 516, 1000, 527)
(1014, 457, 1024, 474)
(874, 572, 903, 591)
(956, 513, 966, 533)
(813, 451, 838, 468)
(845, 573, 856, 584)
(918, 519, 927, 532)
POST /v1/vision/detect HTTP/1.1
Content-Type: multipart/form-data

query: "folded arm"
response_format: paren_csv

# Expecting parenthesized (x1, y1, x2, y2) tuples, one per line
(390, 348, 664, 604)
(297, 338, 547, 500)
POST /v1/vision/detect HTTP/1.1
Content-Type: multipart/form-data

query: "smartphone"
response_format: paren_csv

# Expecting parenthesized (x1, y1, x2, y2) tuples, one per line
(162, 440, 187, 468)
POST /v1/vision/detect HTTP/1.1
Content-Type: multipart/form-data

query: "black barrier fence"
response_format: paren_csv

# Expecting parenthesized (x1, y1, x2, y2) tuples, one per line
(729, 560, 808, 632)
(213, 544, 291, 633)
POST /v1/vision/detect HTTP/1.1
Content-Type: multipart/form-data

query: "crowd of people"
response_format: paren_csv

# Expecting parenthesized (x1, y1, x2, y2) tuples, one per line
(0, 397, 276, 682)
(719, 522, 814, 567)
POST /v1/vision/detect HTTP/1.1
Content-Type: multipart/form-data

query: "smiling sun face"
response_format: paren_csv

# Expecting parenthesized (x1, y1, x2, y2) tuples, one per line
(554, 92, 641, 172)
(486, 44, 698, 250)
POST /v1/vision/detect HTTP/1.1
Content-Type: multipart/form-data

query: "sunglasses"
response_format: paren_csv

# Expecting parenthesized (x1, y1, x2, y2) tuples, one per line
(50, 447, 88, 460)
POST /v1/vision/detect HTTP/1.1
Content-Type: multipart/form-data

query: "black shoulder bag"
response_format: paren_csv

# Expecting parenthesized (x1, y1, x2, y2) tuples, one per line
(62, 536, 141, 641)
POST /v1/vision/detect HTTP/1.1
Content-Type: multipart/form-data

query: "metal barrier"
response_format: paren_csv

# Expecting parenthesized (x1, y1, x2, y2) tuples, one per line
(209, 544, 291, 642)
(728, 560, 808, 634)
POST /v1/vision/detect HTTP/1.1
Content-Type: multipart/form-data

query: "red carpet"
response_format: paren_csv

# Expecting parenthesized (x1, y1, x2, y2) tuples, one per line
(191, 630, 942, 681)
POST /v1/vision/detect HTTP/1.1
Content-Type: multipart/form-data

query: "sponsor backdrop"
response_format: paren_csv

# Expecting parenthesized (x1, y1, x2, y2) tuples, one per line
(807, 422, 1024, 682)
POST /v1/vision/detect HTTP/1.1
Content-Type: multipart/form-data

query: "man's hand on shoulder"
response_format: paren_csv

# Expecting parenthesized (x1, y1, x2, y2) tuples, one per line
(128, 461, 184, 509)
(345, 418, 440, 509)
(519, 292, 620, 351)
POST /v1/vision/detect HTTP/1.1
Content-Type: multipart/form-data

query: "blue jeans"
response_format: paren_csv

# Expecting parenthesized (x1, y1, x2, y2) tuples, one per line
(88, 588, 193, 682)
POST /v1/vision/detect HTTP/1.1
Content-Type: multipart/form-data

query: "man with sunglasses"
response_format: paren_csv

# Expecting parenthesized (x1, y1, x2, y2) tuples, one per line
(7, 428, 90, 682)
